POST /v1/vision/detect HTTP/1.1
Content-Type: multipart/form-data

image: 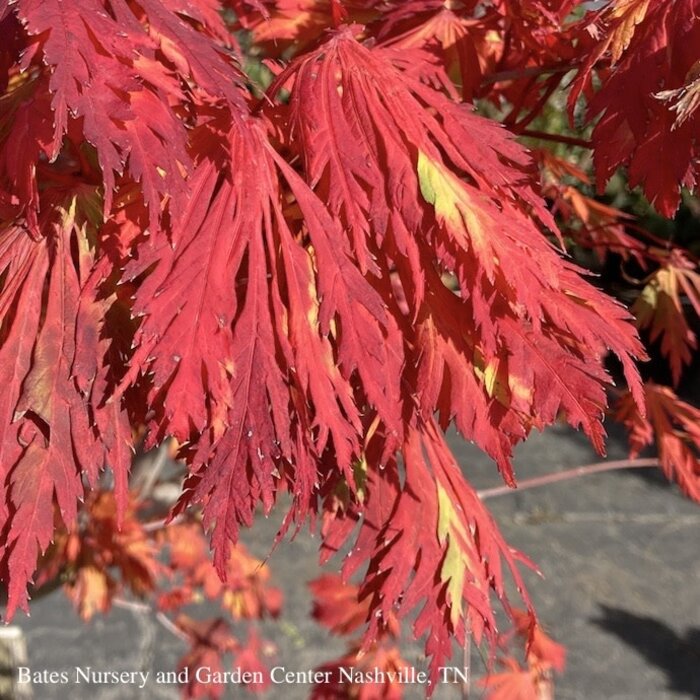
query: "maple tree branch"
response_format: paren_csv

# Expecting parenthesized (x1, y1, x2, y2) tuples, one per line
(156, 611, 190, 643)
(502, 74, 539, 126)
(512, 76, 562, 131)
(482, 64, 574, 86)
(112, 596, 150, 613)
(133, 440, 171, 499)
(142, 513, 185, 533)
(113, 597, 189, 643)
(624, 222, 699, 260)
(477, 458, 661, 500)
(519, 129, 592, 149)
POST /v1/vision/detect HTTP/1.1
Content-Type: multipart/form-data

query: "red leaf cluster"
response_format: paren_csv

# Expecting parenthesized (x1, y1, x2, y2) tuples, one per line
(616, 383, 700, 502)
(572, 0, 700, 215)
(0, 0, 697, 687)
(158, 522, 283, 620)
(35, 489, 282, 699)
(37, 491, 160, 620)
(481, 608, 566, 700)
(309, 574, 408, 700)
(176, 618, 271, 699)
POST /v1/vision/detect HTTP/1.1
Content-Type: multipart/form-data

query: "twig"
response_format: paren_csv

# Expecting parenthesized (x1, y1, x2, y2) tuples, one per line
(112, 596, 150, 613)
(136, 441, 170, 499)
(113, 597, 189, 643)
(142, 513, 185, 533)
(519, 129, 592, 149)
(511, 75, 561, 131)
(156, 611, 190, 643)
(481, 64, 574, 85)
(477, 458, 661, 500)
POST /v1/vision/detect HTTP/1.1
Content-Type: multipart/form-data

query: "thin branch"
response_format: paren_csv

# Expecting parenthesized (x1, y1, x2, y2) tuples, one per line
(142, 513, 185, 533)
(136, 440, 170, 499)
(519, 129, 592, 149)
(481, 64, 574, 85)
(156, 611, 190, 643)
(113, 597, 189, 643)
(113, 596, 150, 613)
(512, 75, 561, 132)
(478, 458, 661, 500)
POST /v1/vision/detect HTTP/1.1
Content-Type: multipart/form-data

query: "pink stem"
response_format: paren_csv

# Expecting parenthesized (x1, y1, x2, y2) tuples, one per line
(478, 458, 661, 500)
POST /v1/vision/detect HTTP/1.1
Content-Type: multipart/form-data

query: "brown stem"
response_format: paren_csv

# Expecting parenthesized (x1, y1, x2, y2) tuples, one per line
(478, 458, 661, 500)
(519, 129, 592, 149)
(512, 75, 561, 131)
(482, 64, 575, 86)
(502, 74, 538, 126)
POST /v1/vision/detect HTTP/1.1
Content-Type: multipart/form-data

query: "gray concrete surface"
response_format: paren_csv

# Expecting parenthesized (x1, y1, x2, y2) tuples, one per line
(8, 423, 700, 699)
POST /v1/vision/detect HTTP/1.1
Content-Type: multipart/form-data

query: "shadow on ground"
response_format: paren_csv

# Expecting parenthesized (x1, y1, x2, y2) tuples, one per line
(593, 605, 700, 699)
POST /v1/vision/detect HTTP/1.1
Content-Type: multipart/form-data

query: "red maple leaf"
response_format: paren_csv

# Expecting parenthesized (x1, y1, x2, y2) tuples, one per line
(481, 609, 565, 700)
(159, 522, 283, 619)
(0, 2, 658, 684)
(616, 383, 700, 502)
(311, 642, 411, 700)
(574, 0, 700, 215)
(37, 491, 160, 620)
(309, 574, 375, 637)
(633, 250, 700, 386)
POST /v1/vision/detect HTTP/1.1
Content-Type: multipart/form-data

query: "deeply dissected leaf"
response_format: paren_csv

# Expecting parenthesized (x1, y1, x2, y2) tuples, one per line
(633, 252, 700, 386)
(616, 383, 700, 502)
(177, 617, 237, 699)
(0, 0, 246, 615)
(14, 0, 196, 226)
(0, 0, 672, 687)
(146, 115, 401, 578)
(481, 608, 565, 700)
(273, 31, 644, 479)
(574, 0, 700, 215)
(309, 574, 376, 637)
(159, 521, 283, 619)
(311, 642, 411, 700)
(321, 419, 537, 684)
(535, 149, 647, 266)
(376, 4, 484, 100)
(0, 197, 131, 616)
(37, 491, 160, 620)
(245, 0, 378, 55)
(510, 608, 566, 674)
(480, 659, 541, 700)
